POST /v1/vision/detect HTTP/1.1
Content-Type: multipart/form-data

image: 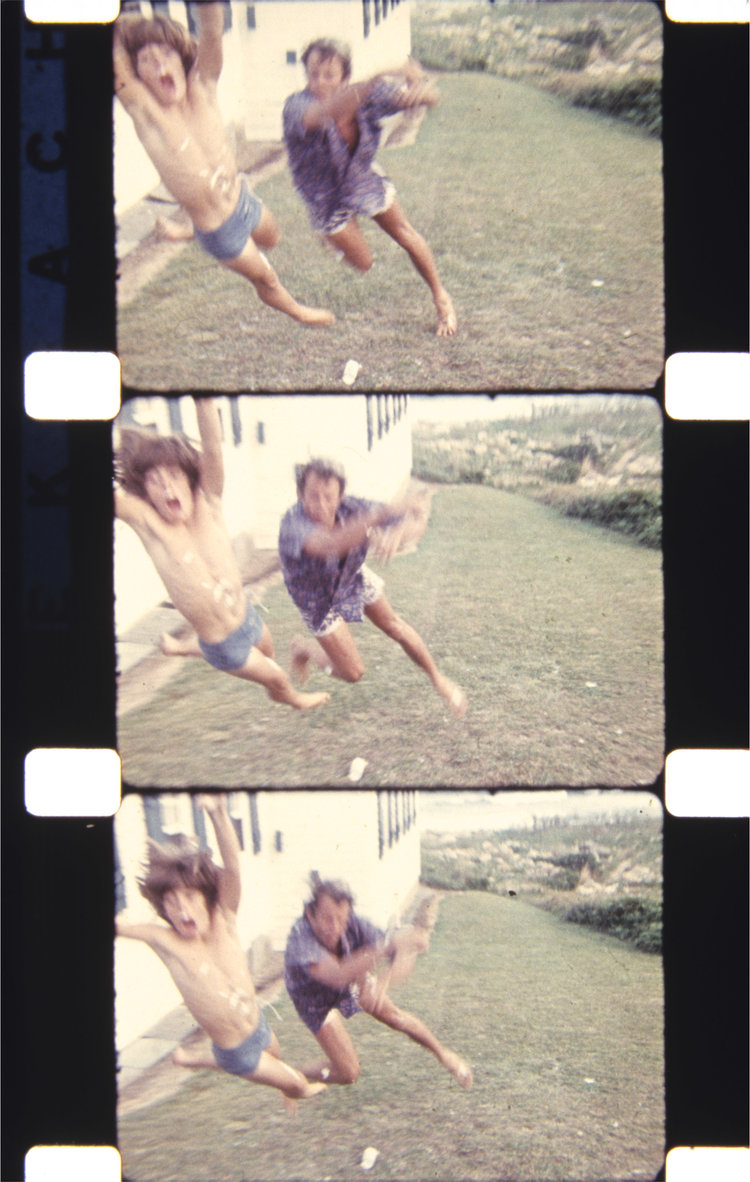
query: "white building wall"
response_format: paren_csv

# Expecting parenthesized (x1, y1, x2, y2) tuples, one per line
(114, 1, 412, 217)
(258, 790, 420, 946)
(114, 789, 420, 1050)
(114, 395, 413, 636)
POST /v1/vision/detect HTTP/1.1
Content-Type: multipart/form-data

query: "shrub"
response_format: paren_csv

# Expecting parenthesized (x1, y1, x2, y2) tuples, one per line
(562, 489, 662, 548)
(563, 897, 662, 953)
(570, 77, 662, 136)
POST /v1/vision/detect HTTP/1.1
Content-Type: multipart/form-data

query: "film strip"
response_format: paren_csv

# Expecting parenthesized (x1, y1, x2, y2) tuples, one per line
(4, 1, 748, 1180)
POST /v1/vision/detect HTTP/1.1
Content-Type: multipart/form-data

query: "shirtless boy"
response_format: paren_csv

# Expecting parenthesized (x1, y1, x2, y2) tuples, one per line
(284, 873, 472, 1088)
(114, 398, 329, 711)
(283, 40, 456, 336)
(114, 4, 334, 327)
(117, 794, 326, 1111)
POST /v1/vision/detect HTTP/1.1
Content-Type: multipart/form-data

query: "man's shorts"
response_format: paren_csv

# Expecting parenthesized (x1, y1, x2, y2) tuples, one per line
(325, 167, 396, 237)
(199, 601, 264, 672)
(211, 1011, 272, 1077)
(311, 566, 384, 637)
(194, 180, 263, 261)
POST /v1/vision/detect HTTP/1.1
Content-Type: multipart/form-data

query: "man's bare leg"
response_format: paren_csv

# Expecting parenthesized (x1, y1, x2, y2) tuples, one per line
(325, 219, 374, 272)
(364, 596, 467, 716)
(373, 201, 456, 337)
(365, 993, 472, 1089)
(223, 238, 335, 328)
(290, 621, 365, 686)
(300, 1010, 362, 1085)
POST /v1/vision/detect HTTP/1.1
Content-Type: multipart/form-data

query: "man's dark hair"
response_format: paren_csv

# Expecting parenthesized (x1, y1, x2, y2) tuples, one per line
(295, 458, 346, 499)
(301, 38, 352, 82)
(305, 870, 355, 914)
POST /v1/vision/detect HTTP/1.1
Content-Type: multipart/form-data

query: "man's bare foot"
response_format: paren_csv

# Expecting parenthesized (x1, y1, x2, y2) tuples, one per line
(435, 290, 457, 337)
(290, 637, 313, 685)
(154, 214, 194, 242)
(302, 1080, 328, 1099)
(295, 304, 336, 328)
(435, 676, 468, 718)
(160, 631, 202, 657)
(442, 1050, 473, 1089)
(294, 691, 331, 711)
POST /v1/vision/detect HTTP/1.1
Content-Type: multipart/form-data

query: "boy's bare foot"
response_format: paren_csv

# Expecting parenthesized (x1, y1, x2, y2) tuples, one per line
(172, 1043, 216, 1070)
(302, 1080, 328, 1099)
(294, 691, 331, 711)
(435, 676, 467, 718)
(442, 1050, 473, 1089)
(154, 214, 194, 242)
(435, 290, 457, 337)
(295, 304, 336, 328)
(160, 631, 201, 657)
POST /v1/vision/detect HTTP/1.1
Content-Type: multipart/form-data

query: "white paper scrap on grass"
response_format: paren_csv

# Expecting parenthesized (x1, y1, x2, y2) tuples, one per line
(24, 352, 121, 421)
(665, 353, 750, 420)
(666, 0, 750, 20)
(25, 1146, 121, 1182)
(25, 748, 121, 816)
(667, 1147, 750, 1182)
(665, 749, 750, 817)
(24, 0, 119, 22)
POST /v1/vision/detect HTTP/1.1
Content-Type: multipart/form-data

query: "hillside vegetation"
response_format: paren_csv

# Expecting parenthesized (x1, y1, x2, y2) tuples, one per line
(413, 396, 662, 547)
(422, 808, 663, 952)
(413, 0, 662, 134)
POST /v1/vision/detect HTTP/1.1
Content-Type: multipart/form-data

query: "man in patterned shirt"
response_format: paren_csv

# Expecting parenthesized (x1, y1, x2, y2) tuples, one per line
(284, 873, 473, 1088)
(283, 39, 457, 337)
(277, 459, 467, 716)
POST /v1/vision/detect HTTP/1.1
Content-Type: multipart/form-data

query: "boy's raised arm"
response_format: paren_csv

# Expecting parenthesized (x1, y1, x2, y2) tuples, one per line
(113, 20, 149, 113)
(194, 1, 226, 85)
(196, 794, 241, 913)
(194, 398, 225, 499)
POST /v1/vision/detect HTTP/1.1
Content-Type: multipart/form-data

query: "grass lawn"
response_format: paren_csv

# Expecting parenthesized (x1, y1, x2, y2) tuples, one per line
(117, 484, 664, 788)
(117, 72, 663, 392)
(117, 891, 664, 1181)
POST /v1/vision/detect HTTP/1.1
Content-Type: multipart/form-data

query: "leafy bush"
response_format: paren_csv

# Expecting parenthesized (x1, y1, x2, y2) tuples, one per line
(562, 489, 662, 548)
(570, 77, 662, 136)
(562, 897, 662, 953)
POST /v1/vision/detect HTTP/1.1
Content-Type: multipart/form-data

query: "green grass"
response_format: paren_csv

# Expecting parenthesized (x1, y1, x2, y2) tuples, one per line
(118, 483, 664, 788)
(118, 71, 663, 392)
(118, 891, 664, 1181)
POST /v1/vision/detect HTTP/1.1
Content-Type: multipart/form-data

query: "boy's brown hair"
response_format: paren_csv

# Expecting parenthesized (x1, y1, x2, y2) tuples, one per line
(116, 427, 202, 500)
(138, 836, 221, 923)
(301, 38, 352, 82)
(117, 13, 198, 78)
